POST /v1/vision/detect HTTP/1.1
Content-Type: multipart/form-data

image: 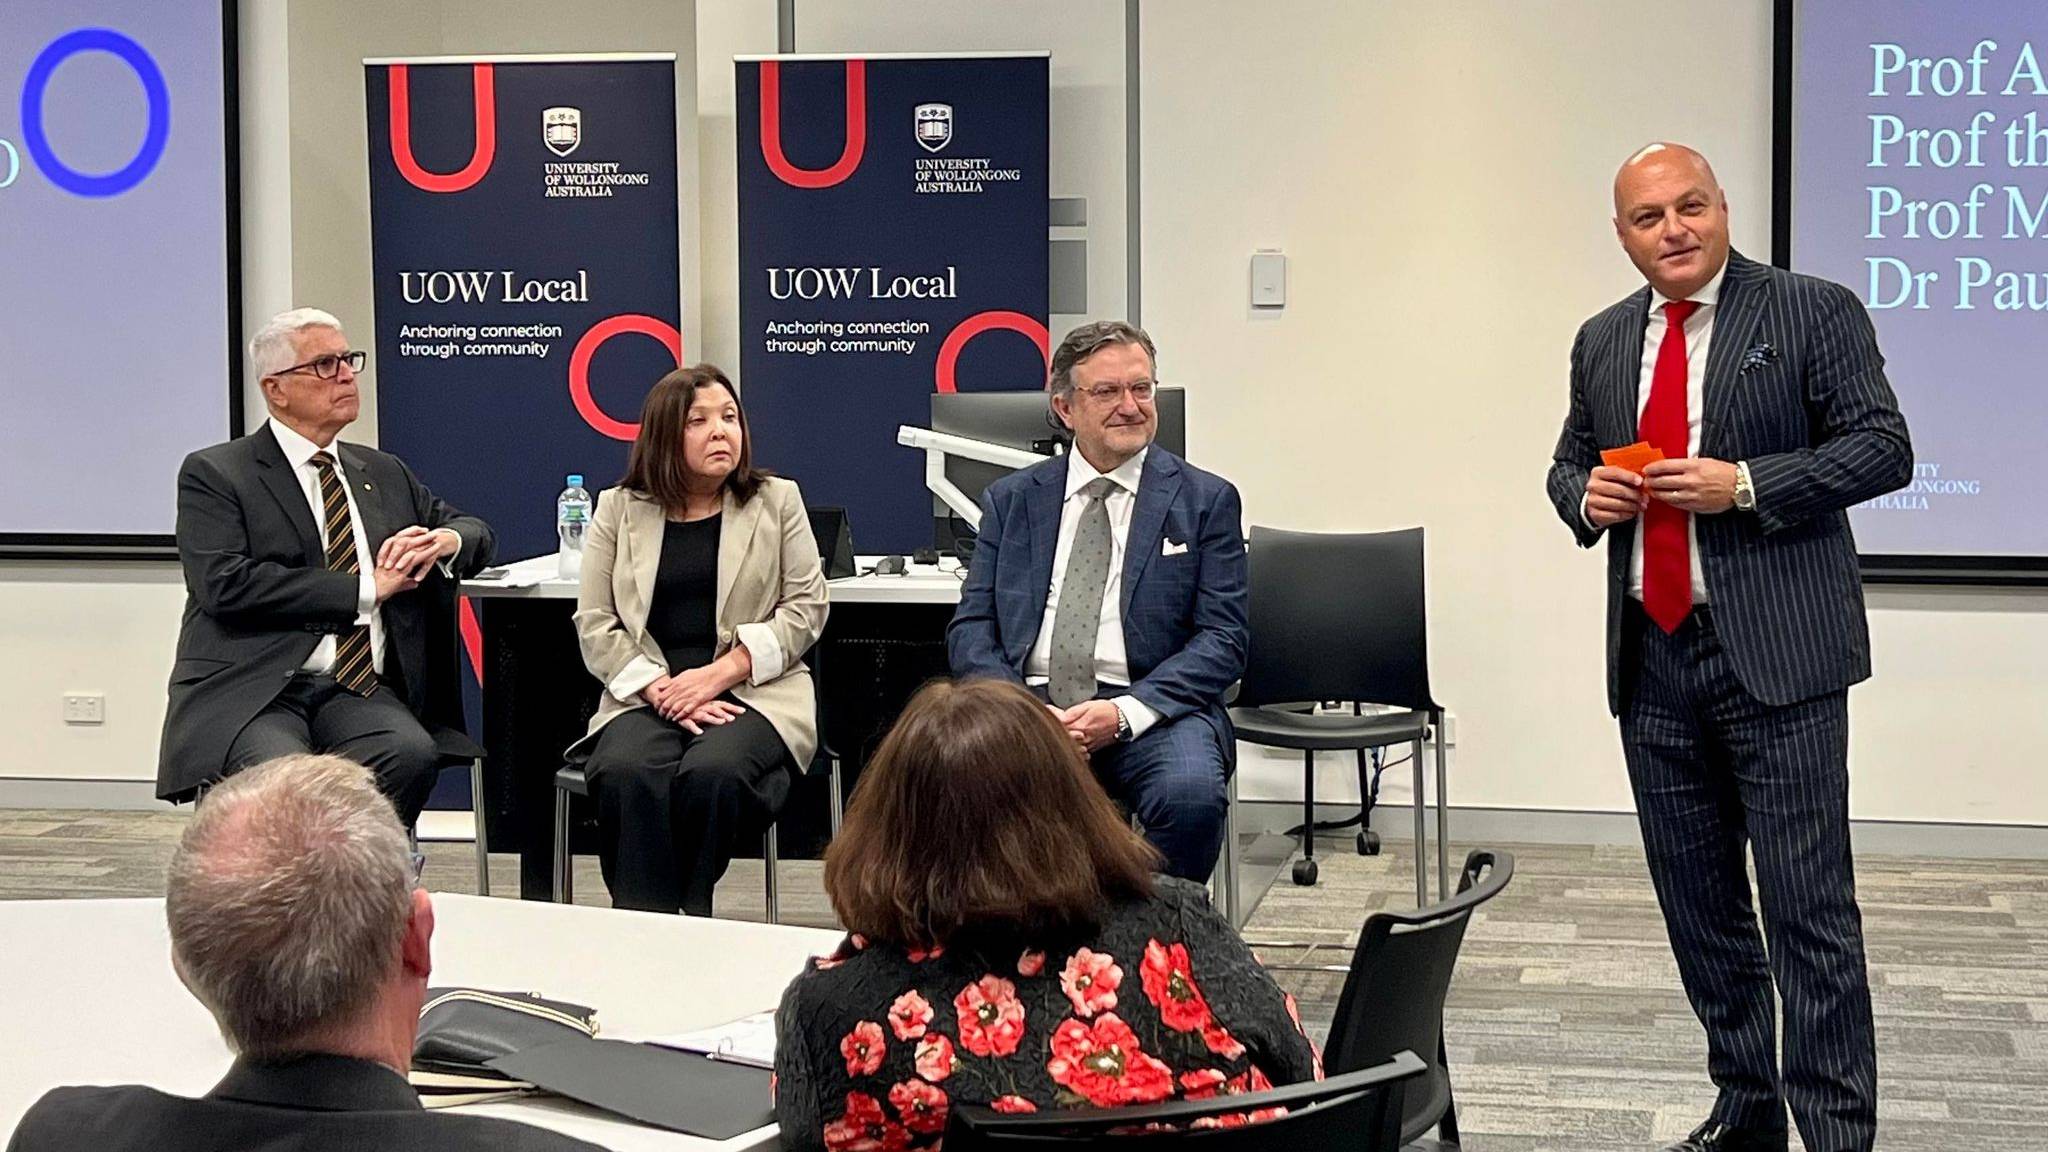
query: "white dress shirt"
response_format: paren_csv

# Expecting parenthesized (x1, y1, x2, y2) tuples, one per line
(269, 420, 386, 676)
(1580, 260, 1731, 603)
(1023, 447, 1162, 738)
(1630, 260, 1728, 603)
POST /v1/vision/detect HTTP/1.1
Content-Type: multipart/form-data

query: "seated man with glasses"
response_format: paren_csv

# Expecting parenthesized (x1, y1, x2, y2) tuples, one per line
(948, 320, 1248, 882)
(9, 755, 602, 1152)
(156, 308, 494, 827)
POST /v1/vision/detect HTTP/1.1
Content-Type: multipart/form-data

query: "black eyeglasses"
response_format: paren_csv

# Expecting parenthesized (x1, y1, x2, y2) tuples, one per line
(409, 851, 427, 888)
(276, 350, 367, 380)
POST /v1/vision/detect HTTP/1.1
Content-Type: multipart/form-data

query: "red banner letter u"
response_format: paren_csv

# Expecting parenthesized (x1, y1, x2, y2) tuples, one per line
(389, 63, 496, 193)
(759, 59, 866, 189)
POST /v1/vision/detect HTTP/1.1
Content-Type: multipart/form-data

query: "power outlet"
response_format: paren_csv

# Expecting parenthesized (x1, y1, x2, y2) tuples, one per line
(1438, 712, 1457, 746)
(62, 693, 105, 725)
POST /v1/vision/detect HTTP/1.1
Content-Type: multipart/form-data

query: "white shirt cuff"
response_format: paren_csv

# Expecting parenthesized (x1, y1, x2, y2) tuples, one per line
(356, 573, 375, 619)
(607, 654, 667, 703)
(1578, 488, 1598, 530)
(436, 527, 462, 578)
(734, 622, 786, 685)
(1112, 695, 1161, 741)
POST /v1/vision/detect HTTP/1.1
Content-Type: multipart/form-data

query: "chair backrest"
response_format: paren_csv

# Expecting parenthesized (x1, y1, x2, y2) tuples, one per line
(1234, 526, 1437, 711)
(1322, 850, 1514, 1143)
(944, 1051, 1426, 1152)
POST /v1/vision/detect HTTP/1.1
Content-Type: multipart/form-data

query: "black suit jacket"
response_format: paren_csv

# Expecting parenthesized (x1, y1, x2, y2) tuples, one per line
(5, 1054, 603, 1152)
(156, 427, 494, 800)
(1547, 251, 1913, 714)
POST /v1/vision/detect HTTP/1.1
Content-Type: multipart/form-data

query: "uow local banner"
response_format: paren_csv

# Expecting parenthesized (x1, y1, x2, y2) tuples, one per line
(365, 55, 682, 807)
(366, 54, 684, 569)
(737, 54, 1049, 552)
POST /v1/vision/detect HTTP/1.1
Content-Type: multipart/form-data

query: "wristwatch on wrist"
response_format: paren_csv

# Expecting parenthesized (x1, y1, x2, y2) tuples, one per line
(1733, 461, 1757, 512)
(1113, 704, 1133, 743)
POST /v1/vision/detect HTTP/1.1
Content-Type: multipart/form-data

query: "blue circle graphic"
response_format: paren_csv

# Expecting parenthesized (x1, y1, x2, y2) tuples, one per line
(20, 28, 170, 198)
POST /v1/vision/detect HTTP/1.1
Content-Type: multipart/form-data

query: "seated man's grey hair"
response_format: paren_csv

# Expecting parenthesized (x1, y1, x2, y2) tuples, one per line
(165, 754, 413, 1058)
(247, 307, 345, 379)
(1049, 320, 1157, 398)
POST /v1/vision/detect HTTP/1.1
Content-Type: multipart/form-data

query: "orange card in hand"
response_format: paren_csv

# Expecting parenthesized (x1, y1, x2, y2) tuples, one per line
(1601, 441, 1666, 475)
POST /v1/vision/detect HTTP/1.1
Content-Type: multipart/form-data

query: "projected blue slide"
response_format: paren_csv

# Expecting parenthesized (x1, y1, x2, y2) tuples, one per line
(0, 3, 230, 543)
(1790, 0, 2048, 562)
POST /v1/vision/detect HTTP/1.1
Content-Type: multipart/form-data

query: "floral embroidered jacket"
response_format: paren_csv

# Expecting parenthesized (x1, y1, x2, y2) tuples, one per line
(772, 877, 1322, 1151)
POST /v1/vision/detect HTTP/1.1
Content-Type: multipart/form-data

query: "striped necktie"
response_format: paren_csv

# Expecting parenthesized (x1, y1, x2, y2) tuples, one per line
(310, 451, 378, 696)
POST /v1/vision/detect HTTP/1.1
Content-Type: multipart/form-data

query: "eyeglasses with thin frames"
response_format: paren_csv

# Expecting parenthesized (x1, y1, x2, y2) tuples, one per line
(1075, 379, 1157, 405)
(275, 350, 367, 380)
(409, 851, 427, 889)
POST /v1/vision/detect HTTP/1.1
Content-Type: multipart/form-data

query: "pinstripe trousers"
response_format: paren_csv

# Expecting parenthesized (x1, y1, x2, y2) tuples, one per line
(1620, 603, 1878, 1152)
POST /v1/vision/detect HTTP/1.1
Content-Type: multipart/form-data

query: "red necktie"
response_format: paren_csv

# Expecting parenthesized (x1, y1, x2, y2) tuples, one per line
(1640, 299, 1699, 634)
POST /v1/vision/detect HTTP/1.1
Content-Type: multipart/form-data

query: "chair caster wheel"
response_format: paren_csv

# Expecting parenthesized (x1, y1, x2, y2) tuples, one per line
(1357, 830, 1381, 856)
(1291, 857, 1319, 886)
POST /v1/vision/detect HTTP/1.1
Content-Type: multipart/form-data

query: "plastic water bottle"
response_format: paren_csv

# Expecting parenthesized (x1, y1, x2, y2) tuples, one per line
(556, 474, 592, 580)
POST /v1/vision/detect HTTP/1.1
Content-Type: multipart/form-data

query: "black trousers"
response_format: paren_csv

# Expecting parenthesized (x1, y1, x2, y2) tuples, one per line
(1621, 603, 1878, 1152)
(223, 673, 441, 827)
(581, 702, 793, 916)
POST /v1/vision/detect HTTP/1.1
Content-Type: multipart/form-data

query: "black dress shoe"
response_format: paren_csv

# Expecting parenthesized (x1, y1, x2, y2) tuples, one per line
(1661, 1121, 1791, 1152)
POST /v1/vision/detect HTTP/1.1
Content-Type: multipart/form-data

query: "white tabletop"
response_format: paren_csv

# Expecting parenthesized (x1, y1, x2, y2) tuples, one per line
(0, 894, 842, 1151)
(463, 554, 965, 606)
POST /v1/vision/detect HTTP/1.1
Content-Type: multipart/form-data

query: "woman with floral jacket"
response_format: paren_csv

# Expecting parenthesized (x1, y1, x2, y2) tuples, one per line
(774, 679, 1320, 1150)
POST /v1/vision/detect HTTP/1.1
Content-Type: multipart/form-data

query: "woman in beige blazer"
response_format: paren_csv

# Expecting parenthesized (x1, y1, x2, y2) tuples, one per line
(568, 364, 828, 915)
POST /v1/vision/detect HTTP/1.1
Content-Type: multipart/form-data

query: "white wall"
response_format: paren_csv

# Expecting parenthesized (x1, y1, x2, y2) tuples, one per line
(1140, 0, 2048, 824)
(7, 0, 2045, 828)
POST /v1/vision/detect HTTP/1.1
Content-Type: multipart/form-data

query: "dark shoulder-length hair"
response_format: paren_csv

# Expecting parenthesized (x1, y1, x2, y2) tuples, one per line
(824, 679, 1159, 949)
(619, 364, 765, 510)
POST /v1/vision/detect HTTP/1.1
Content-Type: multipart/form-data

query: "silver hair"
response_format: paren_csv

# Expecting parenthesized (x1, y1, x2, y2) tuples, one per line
(165, 754, 413, 1058)
(248, 307, 345, 378)
(1049, 320, 1157, 399)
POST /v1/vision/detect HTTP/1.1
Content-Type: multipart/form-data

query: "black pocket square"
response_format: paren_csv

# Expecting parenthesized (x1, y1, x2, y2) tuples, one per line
(1738, 342, 1779, 373)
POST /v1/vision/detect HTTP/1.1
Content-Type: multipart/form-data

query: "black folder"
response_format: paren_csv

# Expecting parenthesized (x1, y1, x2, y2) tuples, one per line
(488, 1037, 775, 1140)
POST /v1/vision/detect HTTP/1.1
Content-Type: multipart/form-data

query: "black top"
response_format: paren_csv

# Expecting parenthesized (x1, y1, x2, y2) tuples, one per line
(773, 877, 1322, 1151)
(5, 1053, 603, 1152)
(647, 513, 721, 672)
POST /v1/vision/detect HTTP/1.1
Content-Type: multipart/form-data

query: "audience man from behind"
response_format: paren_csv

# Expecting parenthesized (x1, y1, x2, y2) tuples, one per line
(948, 320, 1248, 882)
(156, 308, 494, 827)
(1547, 143, 1912, 1152)
(6, 755, 601, 1152)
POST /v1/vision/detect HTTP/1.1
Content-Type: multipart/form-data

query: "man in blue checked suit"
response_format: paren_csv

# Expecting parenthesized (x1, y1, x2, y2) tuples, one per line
(949, 320, 1248, 882)
(1548, 144, 1912, 1152)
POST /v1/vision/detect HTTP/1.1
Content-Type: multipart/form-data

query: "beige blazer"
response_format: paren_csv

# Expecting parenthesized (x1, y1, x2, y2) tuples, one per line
(568, 476, 829, 766)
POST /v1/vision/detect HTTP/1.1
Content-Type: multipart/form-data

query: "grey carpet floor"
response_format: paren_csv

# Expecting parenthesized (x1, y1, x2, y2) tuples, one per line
(3, 809, 2043, 1151)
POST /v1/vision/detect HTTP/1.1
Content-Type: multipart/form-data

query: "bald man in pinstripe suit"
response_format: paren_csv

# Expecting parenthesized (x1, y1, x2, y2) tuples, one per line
(1548, 145, 1912, 1152)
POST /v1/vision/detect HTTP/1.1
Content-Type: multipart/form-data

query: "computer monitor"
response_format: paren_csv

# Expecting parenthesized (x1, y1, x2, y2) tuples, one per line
(929, 386, 1186, 552)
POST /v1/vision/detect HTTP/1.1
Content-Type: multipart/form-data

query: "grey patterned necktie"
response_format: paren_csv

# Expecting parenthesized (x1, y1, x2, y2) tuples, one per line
(1048, 477, 1120, 708)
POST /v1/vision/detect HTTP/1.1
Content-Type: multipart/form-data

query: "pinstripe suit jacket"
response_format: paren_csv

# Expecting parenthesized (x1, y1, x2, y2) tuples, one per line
(948, 447, 1249, 751)
(1547, 251, 1913, 715)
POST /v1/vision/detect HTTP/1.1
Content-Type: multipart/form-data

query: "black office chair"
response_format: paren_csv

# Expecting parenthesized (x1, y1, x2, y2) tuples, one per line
(1321, 849, 1515, 1151)
(426, 727, 493, 896)
(1227, 526, 1451, 906)
(550, 644, 843, 923)
(944, 1051, 1425, 1151)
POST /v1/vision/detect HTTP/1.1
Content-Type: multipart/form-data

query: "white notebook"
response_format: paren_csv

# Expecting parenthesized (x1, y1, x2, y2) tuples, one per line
(645, 1010, 777, 1069)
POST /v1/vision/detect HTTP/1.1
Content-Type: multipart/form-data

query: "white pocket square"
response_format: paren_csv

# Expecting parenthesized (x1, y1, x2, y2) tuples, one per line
(1162, 538, 1189, 556)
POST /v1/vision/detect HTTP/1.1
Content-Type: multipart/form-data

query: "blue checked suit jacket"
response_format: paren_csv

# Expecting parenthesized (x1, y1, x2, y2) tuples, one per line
(948, 447, 1249, 751)
(1547, 250, 1914, 715)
